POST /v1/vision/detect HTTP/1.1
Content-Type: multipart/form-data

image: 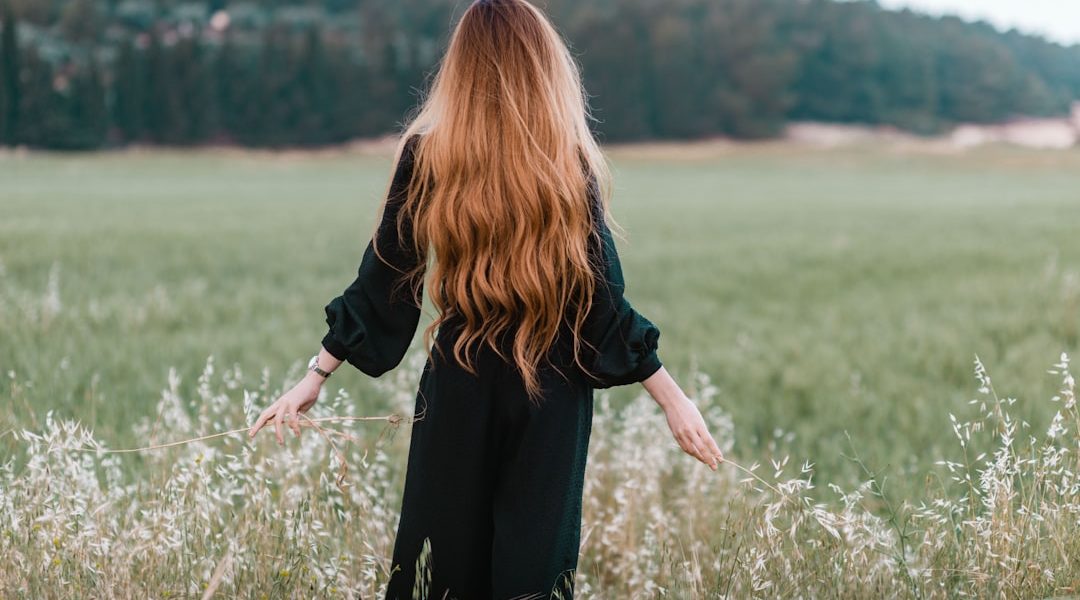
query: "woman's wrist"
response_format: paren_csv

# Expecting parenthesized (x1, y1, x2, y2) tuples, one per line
(641, 366, 687, 412)
(303, 346, 343, 385)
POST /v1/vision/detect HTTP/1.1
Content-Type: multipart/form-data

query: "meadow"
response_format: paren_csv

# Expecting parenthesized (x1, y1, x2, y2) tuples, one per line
(2, 142, 1079, 597)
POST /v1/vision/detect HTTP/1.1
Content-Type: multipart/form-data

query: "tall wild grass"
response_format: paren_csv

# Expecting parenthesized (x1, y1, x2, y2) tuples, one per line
(2, 349, 1078, 598)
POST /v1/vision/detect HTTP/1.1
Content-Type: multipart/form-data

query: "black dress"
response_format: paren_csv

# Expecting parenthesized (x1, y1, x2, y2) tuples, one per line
(321, 135, 662, 600)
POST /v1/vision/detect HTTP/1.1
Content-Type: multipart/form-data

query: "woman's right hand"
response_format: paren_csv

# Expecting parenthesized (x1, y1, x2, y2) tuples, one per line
(248, 373, 324, 444)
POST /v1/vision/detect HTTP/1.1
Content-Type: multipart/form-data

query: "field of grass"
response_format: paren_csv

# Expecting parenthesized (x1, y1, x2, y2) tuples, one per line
(2, 142, 1079, 597)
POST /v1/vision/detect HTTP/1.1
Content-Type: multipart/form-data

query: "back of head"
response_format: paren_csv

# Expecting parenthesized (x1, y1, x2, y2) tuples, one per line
(389, 0, 613, 401)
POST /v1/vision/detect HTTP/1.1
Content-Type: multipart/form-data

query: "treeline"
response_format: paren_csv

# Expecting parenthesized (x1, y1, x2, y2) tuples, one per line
(1, 0, 1079, 149)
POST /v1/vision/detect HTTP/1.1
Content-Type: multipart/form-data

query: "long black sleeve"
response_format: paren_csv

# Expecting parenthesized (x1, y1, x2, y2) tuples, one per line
(321, 135, 424, 377)
(578, 179, 663, 389)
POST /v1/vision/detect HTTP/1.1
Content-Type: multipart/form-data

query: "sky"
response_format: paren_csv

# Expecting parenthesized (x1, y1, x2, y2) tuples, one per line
(876, 0, 1080, 45)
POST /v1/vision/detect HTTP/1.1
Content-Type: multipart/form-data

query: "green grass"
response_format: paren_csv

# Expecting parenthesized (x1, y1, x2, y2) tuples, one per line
(2, 143, 1079, 492)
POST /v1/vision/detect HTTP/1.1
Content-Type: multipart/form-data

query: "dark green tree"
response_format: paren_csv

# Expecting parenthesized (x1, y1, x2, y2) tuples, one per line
(59, 0, 100, 45)
(213, 34, 259, 144)
(112, 40, 145, 141)
(74, 59, 108, 147)
(14, 49, 64, 147)
(142, 32, 198, 144)
(0, 1, 18, 146)
(293, 28, 333, 145)
(169, 36, 213, 144)
(702, 0, 798, 138)
(5, 0, 1080, 149)
(575, 10, 656, 140)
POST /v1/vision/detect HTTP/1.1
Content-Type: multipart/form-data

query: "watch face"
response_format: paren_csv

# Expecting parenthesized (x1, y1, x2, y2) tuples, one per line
(308, 355, 318, 370)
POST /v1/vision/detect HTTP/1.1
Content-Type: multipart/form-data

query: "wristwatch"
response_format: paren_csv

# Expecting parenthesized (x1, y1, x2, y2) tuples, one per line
(308, 354, 332, 378)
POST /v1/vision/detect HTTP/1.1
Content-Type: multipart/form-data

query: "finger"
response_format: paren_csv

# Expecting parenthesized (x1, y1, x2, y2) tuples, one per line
(693, 442, 713, 469)
(703, 431, 724, 463)
(249, 407, 273, 438)
(677, 432, 704, 464)
(273, 411, 284, 445)
(684, 432, 712, 469)
(295, 406, 309, 435)
(675, 431, 692, 453)
(288, 407, 302, 438)
(694, 431, 719, 470)
(249, 408, 270, 436)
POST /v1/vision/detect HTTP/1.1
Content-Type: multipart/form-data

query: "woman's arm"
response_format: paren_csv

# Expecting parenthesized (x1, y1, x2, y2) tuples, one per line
(249, 136, 423, 444)
(319, 134, 425, 377)
(577, 181, 663, 388)
(642, 366, 724, 471)
(578, 179, 724, 470)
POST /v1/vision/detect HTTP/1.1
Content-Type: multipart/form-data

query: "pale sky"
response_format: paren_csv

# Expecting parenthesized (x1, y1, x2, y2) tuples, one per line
(876, 0, 1080, 45)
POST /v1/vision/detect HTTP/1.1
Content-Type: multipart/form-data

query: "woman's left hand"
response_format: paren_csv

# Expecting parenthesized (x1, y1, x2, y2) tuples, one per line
(248, 374, 323, 444)
(663, 394, 725, 471)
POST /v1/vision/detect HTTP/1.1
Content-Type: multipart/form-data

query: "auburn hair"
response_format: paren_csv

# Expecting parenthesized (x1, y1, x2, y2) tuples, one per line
(375, 0, 614, 401)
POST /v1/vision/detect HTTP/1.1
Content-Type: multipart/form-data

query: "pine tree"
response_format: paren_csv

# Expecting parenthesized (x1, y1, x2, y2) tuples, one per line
(67, 58, 107, 148)
(112, 40, 145, 141)
(170, 37, 211, 144)
(295, 28, 332, 145)
(0, 1, 19, 146)
(14, 48, 57, 148)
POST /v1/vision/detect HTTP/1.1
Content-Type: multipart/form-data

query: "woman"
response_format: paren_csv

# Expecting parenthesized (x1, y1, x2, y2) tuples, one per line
(248, 1, 724, 597)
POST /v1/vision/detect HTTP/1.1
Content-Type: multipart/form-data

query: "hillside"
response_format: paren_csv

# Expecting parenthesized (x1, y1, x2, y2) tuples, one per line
(1, 0, 1079, 149)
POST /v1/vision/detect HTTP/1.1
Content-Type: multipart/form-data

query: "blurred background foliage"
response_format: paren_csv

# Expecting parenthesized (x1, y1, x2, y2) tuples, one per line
(0, 0, 1078, 150)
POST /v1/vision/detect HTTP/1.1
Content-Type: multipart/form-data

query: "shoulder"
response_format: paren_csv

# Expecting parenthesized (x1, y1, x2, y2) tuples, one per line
(389, 134, 423, 184)
(401, 133, 423, 161)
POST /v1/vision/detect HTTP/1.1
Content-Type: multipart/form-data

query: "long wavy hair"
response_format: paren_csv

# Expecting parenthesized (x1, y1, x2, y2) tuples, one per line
(374, 0, 614, 401)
